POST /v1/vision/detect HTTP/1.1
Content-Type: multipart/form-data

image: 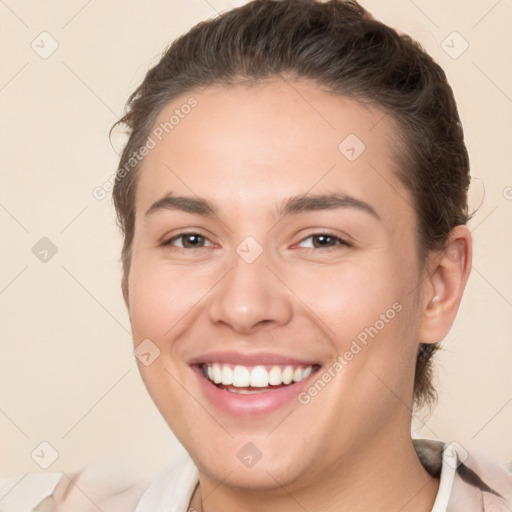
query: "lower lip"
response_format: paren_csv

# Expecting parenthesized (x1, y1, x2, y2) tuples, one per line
(192, 366, 318, 417)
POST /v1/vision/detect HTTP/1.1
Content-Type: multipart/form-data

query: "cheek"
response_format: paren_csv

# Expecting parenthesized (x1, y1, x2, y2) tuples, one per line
(128, 259, 217, 342)
(285, 253, 420, 399)
(282, 256, 409, 343)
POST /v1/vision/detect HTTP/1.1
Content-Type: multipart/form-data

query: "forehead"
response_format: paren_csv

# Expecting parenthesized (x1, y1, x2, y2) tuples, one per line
(135, 78, 413, 225)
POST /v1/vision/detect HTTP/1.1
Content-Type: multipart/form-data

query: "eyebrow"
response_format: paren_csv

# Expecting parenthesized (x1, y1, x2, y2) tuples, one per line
(144, 192, 380, 221)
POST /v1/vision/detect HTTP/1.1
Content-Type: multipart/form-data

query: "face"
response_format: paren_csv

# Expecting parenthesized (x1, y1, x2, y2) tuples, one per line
(127, 78, 425, 490)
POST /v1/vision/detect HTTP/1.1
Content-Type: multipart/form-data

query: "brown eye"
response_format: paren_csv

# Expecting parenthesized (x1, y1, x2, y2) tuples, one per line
(162, 232, 213, 249)
(297, 233, 351, 250)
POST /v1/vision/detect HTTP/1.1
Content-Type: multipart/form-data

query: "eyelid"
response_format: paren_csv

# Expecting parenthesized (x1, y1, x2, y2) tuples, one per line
(161, 230, 215, 249)
(293, 230, 352, 249)
(161, 229, 352, 251)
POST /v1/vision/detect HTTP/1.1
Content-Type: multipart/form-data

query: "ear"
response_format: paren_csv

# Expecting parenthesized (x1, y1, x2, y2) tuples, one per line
(418, 225, 472, 344)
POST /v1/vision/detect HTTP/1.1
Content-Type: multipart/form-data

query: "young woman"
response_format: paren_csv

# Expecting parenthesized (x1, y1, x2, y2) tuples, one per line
(2, 0, 511, 510)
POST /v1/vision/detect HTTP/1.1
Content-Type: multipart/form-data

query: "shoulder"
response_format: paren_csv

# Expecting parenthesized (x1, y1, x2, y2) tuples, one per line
(0, 471, 63, 511)
(134, 454, 199, 512)
(414, 438, 512, 511)
(0, 461, 151, 512)
(454, 446, 512, 511)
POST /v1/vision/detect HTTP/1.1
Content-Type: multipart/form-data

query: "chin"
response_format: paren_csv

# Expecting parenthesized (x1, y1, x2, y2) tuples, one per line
(192, 446, 307, 491)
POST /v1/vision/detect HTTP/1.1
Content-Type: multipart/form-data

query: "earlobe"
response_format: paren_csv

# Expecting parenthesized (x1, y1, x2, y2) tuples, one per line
(418, 225, 472, 344)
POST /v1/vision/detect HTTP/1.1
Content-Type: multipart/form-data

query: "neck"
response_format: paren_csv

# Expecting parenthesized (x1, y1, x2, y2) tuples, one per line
(191, 434, 440, 512)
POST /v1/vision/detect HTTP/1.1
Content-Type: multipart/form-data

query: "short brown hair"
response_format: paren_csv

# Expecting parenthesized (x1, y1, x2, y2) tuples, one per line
(111, 0, 471, 410)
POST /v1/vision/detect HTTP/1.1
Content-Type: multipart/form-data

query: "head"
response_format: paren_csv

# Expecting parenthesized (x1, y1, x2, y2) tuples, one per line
(111, 0, 472, 490)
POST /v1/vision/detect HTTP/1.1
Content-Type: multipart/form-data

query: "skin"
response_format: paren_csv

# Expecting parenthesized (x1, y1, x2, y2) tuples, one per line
(126, 77, 472, 512)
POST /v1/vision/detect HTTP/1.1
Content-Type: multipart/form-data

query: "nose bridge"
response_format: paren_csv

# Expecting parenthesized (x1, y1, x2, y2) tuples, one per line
(207, 239, 293, 333)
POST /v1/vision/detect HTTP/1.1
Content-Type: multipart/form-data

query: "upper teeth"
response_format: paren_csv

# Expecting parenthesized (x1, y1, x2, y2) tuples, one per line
(204, 363, 313, 387)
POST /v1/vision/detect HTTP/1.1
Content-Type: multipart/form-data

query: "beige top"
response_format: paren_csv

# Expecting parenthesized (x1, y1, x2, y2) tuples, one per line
(1, 440, 511, 511)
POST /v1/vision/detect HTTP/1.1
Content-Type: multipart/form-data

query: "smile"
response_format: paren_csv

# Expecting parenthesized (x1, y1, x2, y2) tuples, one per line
(201, 363, 314, 392)
(191, 358, 321, 416)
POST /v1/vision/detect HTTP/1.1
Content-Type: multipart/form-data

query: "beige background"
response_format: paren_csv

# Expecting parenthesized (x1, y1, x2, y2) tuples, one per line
(1, 0, 511, 480)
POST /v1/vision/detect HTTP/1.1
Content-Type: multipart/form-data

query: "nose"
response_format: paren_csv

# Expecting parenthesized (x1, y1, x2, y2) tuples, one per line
(207, 249, 293, 335)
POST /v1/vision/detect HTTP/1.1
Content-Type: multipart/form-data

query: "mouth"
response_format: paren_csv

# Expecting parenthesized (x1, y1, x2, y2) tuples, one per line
(191, 358, 322, 416)
(200, 363, 318, 393)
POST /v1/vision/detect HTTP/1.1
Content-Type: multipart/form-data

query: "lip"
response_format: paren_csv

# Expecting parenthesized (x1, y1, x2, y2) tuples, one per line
(191, 361, 320, 417)
(187, 350, 319, 367)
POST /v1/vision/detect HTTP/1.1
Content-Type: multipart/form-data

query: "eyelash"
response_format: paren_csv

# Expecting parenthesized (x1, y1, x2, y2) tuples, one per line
(161, 231, 352, 251)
